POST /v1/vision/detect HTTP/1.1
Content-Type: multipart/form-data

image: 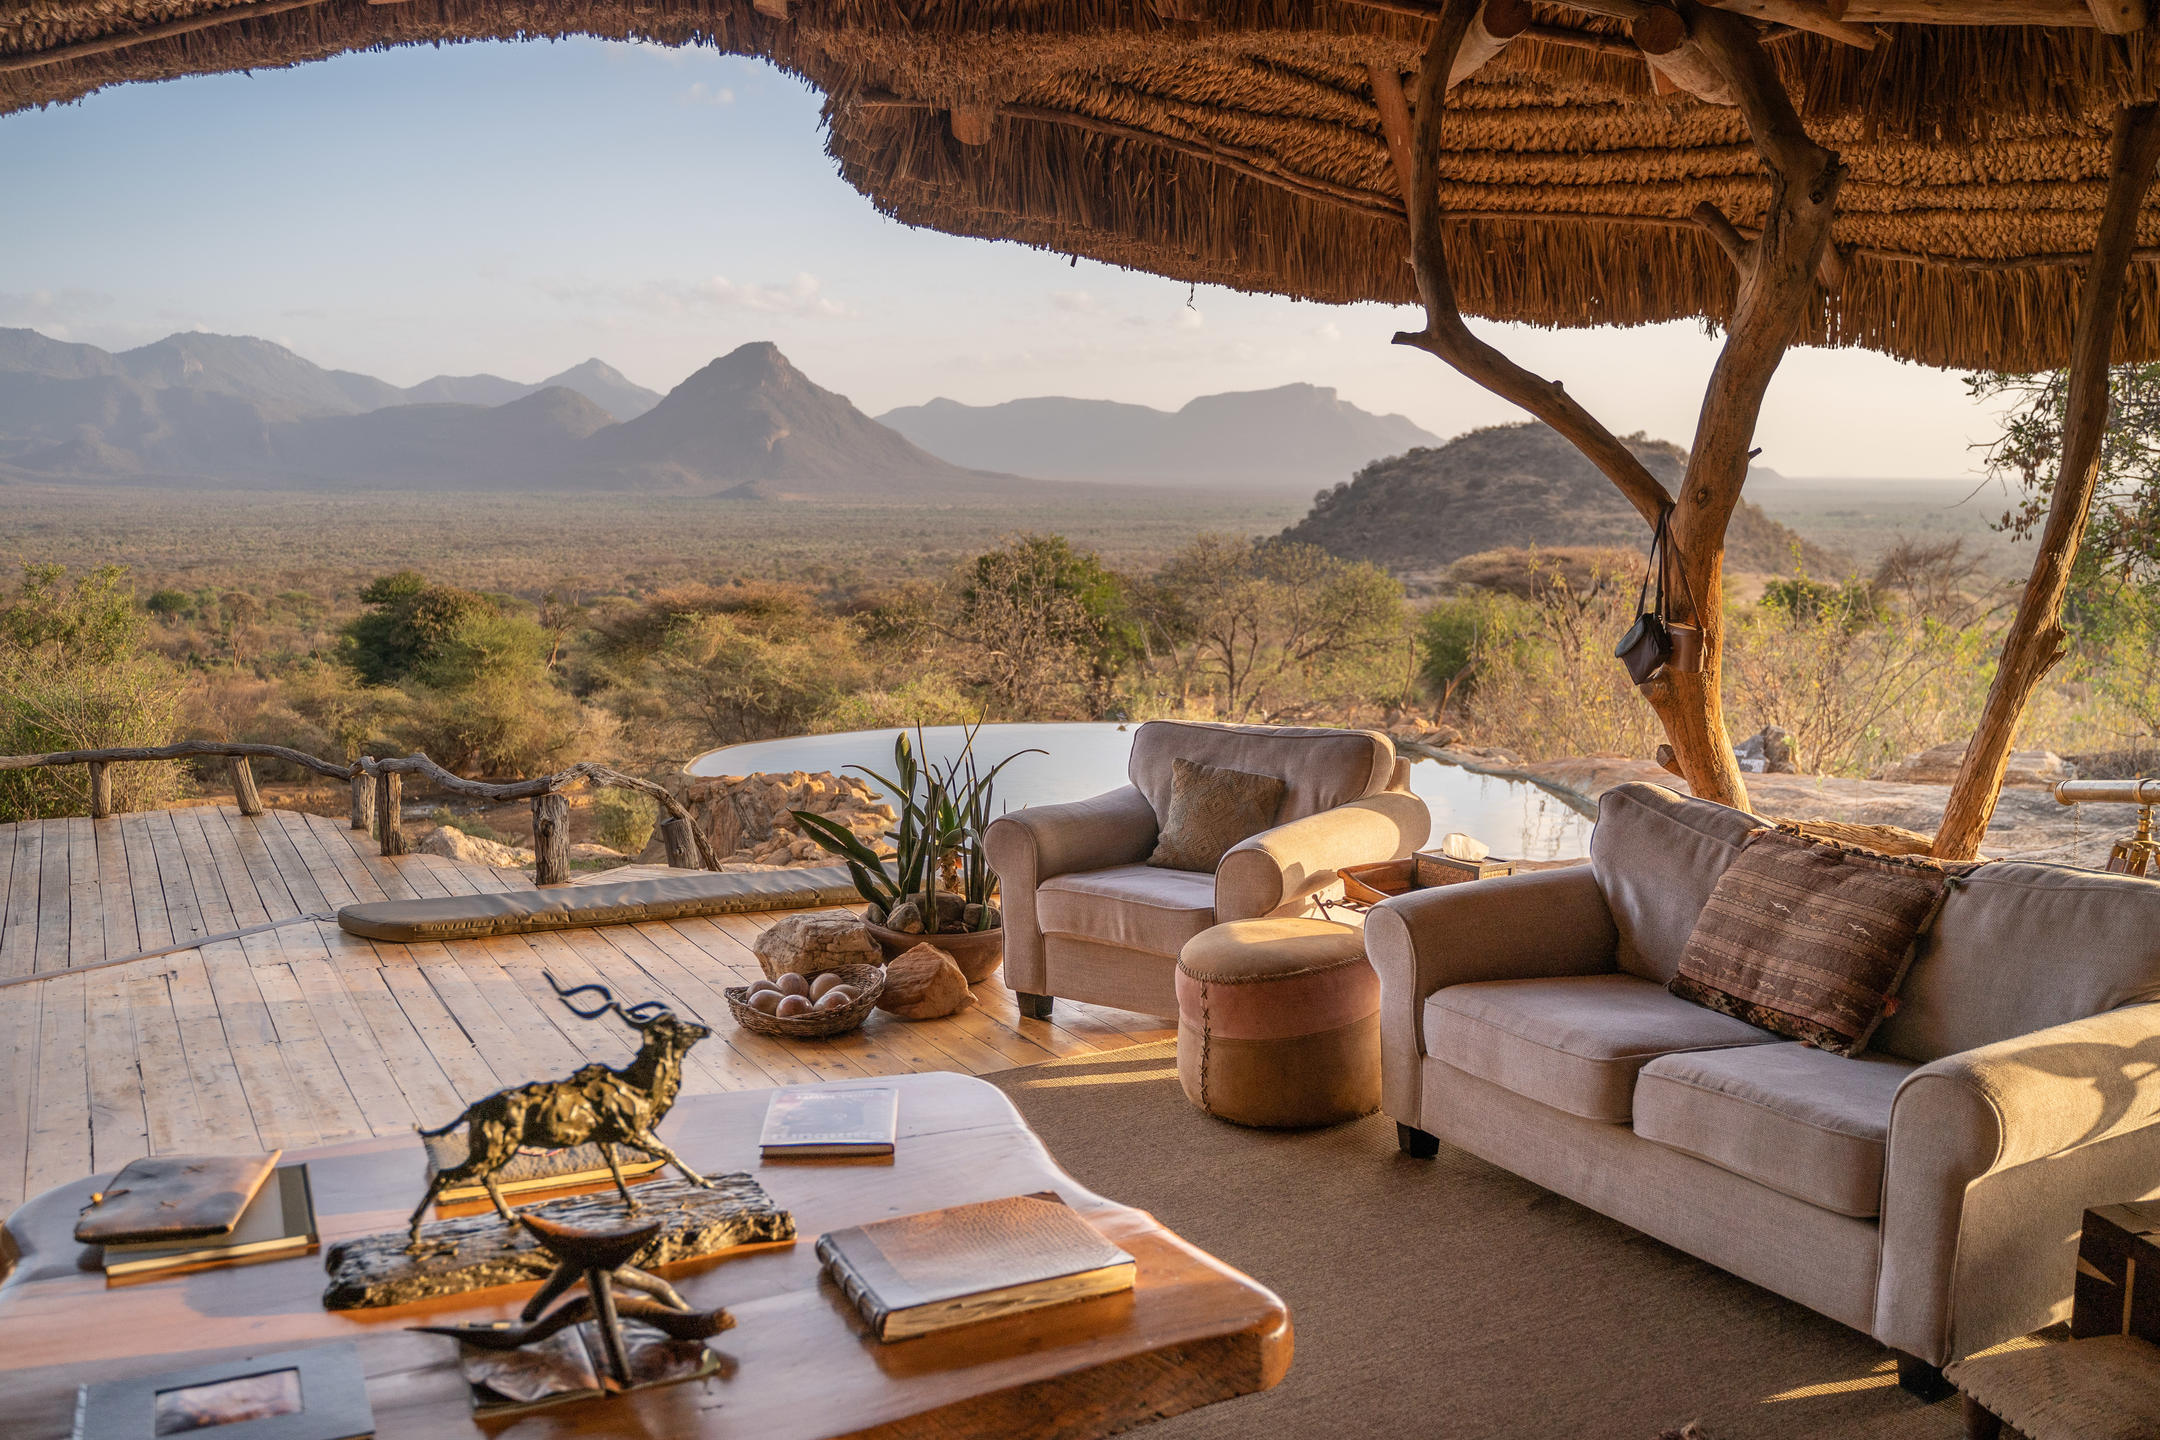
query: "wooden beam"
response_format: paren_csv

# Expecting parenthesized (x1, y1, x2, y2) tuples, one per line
(2086, 0, 2149, 31)
(88, 762, 111, 821)
(1450, 0, 1535, 86)
(1702, 0, 1882, 47)
(349, 773, 375, 833)
(227, 756, 264, 818)
(1548, 0, 2099, 21)
(1520, 22, 1641, 56)
(0, 0, 330, 75)
(752, 0, 791, 17)
(949, 106, 995, 146)
(1935, 103, 2160, 860)
(374, 770, 405, 857)
(532, 792, 571, 886)
(1634, 8, 1739, 106)
(660, 815, 700, 870)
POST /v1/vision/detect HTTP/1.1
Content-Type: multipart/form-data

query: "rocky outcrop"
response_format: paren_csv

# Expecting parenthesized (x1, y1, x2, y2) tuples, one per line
(684, 770, 896, 869)
(751, 912, 882, 980)
(1874, 742, 2072, 789)
(420, 826, 534, 869)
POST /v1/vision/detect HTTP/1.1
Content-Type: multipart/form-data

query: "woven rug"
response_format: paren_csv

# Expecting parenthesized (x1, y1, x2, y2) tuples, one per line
(986, 1042, 1963, 1440)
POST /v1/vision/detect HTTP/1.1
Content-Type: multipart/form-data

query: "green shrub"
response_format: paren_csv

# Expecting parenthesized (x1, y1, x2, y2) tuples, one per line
(592, 787, 658, 856)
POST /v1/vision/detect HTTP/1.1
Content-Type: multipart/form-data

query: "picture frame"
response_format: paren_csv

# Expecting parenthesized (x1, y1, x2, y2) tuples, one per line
(73, 1342, 372, 1440)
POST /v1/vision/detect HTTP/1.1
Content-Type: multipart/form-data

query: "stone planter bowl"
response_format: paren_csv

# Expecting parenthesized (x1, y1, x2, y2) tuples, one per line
(865, 922, 1004, 984)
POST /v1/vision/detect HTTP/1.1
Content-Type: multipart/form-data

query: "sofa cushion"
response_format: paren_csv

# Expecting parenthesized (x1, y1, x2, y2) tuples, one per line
(1147, 758, 1286, 872)
(1670, 826, 1964, 1057)
(1634, 1042, 1914, 1218)
(1426, 972, 1776, 1123)
(1037, 863, 1218, 957)
(1874, 860, 2160, 1063)
(1591, 783, 1758, 983)
(1128, 720, 1393, 826)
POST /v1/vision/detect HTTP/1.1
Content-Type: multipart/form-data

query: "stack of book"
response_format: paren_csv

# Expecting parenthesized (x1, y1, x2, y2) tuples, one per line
(75, 1151, 318, 1282)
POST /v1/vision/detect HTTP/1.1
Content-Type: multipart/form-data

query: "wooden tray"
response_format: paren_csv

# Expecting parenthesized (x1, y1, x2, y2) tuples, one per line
(1340, 852, 1515, 906)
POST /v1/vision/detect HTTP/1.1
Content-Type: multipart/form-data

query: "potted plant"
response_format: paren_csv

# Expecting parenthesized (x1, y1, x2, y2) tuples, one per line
(790, 725, 1039, 984)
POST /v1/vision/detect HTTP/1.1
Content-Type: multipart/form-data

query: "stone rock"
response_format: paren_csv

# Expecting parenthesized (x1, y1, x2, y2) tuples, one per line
(887, 892, 967, 935)
(1875, 741, 2073, 788)
(961, 902, 1001, 931)
(1733, 726, 1798, 775)
(419, 825, 534, 869)
(877, 944, 975, 1020)
(683, 770, 897, 871)
(751, 912, 881, 979)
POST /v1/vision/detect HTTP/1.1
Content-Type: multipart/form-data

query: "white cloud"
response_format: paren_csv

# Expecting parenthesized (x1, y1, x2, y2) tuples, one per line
(1173, 305, 1205, 331)
(1050, 289, 1099, 314)
(680, 82, 736, 107)
(538, 271, 847, 318)
(1313, 320, 1343, 343)
(0, 287, 113, 337)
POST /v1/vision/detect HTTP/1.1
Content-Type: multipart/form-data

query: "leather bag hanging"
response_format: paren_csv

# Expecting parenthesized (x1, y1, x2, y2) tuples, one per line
(1614, 508, 1704, 685)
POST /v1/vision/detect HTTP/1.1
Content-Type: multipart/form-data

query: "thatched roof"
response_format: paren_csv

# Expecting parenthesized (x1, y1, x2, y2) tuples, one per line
(8, 1, 2160, 370)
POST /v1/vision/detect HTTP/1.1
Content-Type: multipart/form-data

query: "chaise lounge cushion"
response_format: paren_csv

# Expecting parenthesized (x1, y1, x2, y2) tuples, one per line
(336, 865, 864, 942)
(1427, 972, 1776, 1123)
(1037, 863, 1219, 958)
(1634, 1042, 1915, 1217)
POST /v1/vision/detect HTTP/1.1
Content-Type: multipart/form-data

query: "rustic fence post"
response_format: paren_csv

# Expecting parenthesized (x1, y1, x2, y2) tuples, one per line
(532, 791, 570, 885)
(88, 761, 112, 820)
(349, 772, 374, 831)
(227, 756, 264, 816)
(375, 770, 405, 856)
(660, 814, 700, 869)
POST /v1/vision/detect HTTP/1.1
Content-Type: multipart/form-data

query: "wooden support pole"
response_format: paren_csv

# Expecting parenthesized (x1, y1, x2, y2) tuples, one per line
(88, 762, 112, 820)
(660, 815, 701, 870)
(949, 106, 996, 146)
(1450, 0, 1534, 87)
(532, 792, 571, 886)
(227, 756, 264, 817)
(1936, 103, 2160, 861)
(2086, 0, 2149, 33)
(1702, 0, 1881, 47)
(350, 772, 375, 831)
(375, 770, 405, 857)
(1634, 8, 1738, 106)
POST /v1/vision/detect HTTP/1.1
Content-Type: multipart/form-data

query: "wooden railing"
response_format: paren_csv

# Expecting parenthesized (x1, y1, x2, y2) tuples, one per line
(0, 743, 715, 885)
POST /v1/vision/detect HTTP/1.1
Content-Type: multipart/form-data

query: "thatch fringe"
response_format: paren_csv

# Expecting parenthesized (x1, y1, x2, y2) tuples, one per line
(5, 1, 2157, 370)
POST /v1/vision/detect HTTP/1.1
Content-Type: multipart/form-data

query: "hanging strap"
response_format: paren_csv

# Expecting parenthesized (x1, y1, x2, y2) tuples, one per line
(1635, 507, 1670, 617)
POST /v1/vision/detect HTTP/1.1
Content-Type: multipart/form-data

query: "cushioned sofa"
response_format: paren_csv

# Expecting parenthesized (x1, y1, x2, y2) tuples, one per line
(986, 720, 1431, 1018)
(1365, 781, 2160, 1390)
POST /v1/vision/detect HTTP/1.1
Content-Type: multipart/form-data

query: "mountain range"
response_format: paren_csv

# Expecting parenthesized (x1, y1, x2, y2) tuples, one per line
(0, 330, 996, 496)
(877, 386, 1438, 495)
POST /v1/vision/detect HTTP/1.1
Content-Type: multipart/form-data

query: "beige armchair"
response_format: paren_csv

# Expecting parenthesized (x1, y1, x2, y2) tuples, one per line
(985, 721, 1431, 1018)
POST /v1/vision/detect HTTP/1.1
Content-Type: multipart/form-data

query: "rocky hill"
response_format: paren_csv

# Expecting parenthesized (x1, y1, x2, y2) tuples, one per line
(1282, 422, 1841, 584)
(880, 382, 1438, 495)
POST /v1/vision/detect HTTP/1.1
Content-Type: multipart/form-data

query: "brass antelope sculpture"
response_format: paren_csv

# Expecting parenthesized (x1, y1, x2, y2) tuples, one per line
(406, 974, 713, 1247)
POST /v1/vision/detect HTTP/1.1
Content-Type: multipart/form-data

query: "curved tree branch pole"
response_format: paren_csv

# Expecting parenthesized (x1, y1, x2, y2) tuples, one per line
(1383, 0, 1841, 808)
(1935, 102, 2160, 861)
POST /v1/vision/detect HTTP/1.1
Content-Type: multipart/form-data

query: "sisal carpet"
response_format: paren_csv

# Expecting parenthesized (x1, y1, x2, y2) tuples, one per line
(987, 1042, 1967, 1440)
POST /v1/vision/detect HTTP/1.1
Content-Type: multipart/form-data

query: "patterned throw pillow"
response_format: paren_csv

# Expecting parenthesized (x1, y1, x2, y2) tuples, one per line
(1669, 825, 1973, 1057)
(1146, 758, 1287, 874)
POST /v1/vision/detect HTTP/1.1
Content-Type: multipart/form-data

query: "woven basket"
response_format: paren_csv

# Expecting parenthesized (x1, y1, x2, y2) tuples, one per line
(725, 964, 886, 1038)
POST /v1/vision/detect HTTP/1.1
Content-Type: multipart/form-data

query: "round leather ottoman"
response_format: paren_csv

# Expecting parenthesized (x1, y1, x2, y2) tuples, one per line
(1176, 917, 1380, 1128)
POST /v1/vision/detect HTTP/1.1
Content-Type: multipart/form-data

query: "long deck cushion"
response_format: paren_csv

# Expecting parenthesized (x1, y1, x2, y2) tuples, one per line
(337, 866, 863, 942)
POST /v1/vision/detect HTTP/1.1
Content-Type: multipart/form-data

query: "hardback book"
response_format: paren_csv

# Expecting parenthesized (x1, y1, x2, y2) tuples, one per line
(103, 1164, 317, 1281)
(457, 1320, 724, 1416)
(760, 1086, 899, 1159)
(72, 1341, 372, 1440)
(816, 1191, 1136, 1342)
(422, 1132, 664, 1204)
(74, 1150, 283, 1245)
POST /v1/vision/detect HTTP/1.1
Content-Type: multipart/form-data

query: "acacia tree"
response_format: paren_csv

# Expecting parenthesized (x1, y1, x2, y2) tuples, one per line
(1374, 0, 1842, 809)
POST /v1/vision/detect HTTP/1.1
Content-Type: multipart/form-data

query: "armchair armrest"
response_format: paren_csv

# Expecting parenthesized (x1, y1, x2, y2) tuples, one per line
(1215, 791, 1433, 921)
(1878, 1003, 2160, 1365)
(984, 785, 1159, 995)
(1362, 866, 1617, 1126)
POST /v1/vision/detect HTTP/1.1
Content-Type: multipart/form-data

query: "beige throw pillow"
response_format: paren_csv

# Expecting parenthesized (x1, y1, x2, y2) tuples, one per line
(1146, 758, 1286, 873)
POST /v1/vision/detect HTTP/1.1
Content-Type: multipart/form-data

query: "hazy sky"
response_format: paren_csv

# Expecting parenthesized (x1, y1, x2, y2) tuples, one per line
(4, 38, 2004, 478)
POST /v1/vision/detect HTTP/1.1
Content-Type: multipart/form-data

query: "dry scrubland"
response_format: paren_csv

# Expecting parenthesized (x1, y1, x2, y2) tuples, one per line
(0, 472, 2150, 846)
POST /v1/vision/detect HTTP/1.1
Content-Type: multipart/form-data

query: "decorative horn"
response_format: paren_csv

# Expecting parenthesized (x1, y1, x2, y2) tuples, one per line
(546, 972, 625, 1023)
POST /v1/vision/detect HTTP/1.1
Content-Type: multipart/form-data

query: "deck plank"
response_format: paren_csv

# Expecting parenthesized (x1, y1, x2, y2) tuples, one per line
(0, 804, 1165, 1223)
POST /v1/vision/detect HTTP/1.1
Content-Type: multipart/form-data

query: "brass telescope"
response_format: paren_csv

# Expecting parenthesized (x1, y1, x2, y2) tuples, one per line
(2054, 778, 2160, 876)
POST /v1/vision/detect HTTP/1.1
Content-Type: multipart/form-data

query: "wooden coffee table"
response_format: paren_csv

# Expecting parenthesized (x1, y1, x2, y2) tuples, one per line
(0, 1072, 1290, 1438)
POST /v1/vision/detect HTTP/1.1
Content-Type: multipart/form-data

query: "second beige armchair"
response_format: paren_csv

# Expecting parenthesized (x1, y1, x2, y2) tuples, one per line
(984, 721, 1431, 1018)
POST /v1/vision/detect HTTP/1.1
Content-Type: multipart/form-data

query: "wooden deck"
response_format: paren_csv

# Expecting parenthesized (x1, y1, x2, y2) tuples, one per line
(0, 805, 1173, 1219)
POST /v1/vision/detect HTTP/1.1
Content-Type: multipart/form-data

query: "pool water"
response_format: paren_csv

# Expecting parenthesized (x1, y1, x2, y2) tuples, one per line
(687, 723, 1591, 861)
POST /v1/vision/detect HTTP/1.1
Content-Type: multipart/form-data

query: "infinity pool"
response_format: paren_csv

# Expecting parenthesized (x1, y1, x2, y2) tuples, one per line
(687, 723, 1591, 861)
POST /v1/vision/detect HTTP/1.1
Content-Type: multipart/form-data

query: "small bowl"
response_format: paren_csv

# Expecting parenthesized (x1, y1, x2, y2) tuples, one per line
(725, 964, 886, 1037)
